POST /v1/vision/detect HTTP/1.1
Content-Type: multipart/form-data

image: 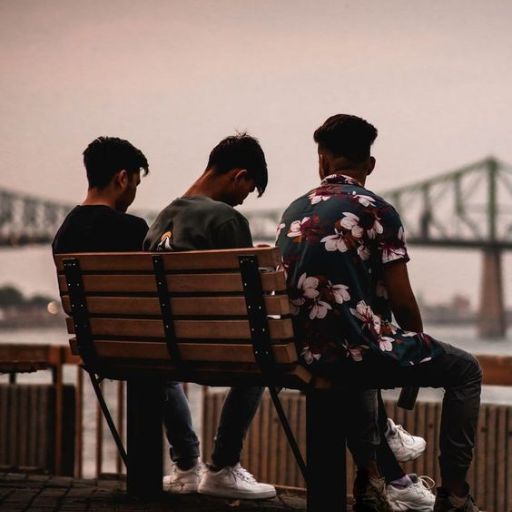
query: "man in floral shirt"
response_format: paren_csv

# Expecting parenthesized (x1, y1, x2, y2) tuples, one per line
(277, 115, 482, 512)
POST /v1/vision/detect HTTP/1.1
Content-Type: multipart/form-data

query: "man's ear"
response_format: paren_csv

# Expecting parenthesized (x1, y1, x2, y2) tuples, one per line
(367, 157, 376, 175)
(319, 153, 329, 179)
(116, 169, 129, 189)
(233, 168, 249, 182)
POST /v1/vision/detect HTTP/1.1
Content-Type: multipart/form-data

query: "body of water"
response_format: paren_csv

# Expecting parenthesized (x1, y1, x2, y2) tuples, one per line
(0, 323, 511, 404)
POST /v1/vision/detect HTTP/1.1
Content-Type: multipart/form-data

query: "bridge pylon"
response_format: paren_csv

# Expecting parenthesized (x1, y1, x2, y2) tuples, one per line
(478, 248, 506, 339)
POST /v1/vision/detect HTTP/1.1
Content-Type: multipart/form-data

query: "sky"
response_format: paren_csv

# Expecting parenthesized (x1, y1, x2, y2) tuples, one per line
(0, 0, 511, 306)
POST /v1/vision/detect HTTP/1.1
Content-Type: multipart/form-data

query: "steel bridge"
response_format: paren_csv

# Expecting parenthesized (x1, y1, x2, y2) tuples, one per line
(1, 157, 511, 337)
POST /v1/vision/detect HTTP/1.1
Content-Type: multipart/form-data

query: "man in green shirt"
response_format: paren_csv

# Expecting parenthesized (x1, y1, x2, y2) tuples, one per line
(144, 133, 275, 500)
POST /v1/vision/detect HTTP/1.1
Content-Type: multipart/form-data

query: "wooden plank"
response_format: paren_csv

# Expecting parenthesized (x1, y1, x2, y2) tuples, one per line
(287, 393, 300, 487)
(66, 317, 294, 340)
(61, 294, 291, 317)
(507, 407, 512, 512)
(268, 393, 279, 485)
(476, 354, 512, 386)
(485, 405, 496, 510)
(496, 406, 506, 512)
(259, 391, 271, 483)
(54, 246, 282, 272)
(18, 387, 29, 464)
(58, 271, 287, 294)
(475, 404, 487, 506)
(69, 339, 298, 364)
(276, 396, 291, 486)
(0, 344, 61, 365)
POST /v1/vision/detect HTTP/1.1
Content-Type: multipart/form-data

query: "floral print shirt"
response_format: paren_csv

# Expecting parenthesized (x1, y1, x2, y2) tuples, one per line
(276, 174, 441, 372)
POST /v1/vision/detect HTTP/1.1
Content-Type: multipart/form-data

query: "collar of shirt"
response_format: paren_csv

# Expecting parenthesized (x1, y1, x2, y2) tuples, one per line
(320, 173, 363, 187)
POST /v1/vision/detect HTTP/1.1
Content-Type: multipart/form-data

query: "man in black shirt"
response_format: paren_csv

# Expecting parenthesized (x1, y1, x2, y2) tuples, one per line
(52, 136, 149, 253)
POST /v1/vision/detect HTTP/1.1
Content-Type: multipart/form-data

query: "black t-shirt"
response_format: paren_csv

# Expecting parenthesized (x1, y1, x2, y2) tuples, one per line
(52, 205, 149, 253)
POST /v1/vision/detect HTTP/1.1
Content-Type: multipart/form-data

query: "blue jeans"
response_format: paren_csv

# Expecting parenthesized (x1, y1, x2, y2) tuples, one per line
(163, 382, 264, 469)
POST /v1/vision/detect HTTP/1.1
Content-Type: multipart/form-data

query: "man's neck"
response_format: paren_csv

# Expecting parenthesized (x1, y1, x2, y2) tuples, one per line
(326, 169, 366, 187)
(82, 189, 117, 210)
(184, 172, 227, 203)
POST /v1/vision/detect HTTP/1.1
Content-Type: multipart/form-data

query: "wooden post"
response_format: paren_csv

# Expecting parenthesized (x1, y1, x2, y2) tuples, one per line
(127, 378, 163, 498)
(306, 389, 347, 512)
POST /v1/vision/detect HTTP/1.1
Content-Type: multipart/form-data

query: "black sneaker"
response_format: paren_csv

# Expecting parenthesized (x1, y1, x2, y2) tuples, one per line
(434, 487, 479, 512)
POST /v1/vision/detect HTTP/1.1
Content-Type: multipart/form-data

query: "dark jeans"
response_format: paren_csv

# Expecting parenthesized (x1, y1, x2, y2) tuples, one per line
(338, 341, 482, 483)
(163, 382, 264, 469)
(376, 391, 405, 483)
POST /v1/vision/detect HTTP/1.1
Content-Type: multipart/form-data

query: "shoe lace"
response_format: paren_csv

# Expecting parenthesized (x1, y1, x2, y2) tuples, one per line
(394, 424, 415, 444)
(232, 465, 257, 483)
(416, 475, 436, 496)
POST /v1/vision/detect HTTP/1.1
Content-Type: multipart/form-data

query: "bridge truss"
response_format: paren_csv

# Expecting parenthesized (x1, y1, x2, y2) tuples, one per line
(0, 157, 510, 337)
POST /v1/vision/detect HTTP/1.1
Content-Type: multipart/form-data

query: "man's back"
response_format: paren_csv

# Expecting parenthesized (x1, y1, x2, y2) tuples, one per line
(143, 196, 252, 251)
(277, 174, 440, 372)
(52, 205, 148, 253)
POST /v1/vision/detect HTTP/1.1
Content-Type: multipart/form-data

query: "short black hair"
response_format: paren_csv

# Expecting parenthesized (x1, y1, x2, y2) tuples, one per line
(83, 136, 149, 189)
(206, 132, 268, 196)
(313, 114, 378, 164)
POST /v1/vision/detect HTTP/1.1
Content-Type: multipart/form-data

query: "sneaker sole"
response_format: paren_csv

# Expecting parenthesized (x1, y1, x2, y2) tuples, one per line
(163, 482, 199, 494)
(197, 486, 276, 500)
(389, 499, 433, 512)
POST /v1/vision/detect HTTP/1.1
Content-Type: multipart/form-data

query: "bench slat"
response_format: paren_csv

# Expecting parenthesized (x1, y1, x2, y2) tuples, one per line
(58, 271, 286, 294)
(88, 361, 312, 388)
(66, 317, 294, 340)
(61, 295, 291, 317)
(54, 247, 282, 272)
(69, 339, 297, 363)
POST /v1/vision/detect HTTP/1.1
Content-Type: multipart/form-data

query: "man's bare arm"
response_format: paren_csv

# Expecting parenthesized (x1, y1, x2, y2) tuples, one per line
(382, 260, 423, 333)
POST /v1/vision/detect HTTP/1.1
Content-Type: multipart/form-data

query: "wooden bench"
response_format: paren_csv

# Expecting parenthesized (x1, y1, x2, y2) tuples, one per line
(54, 247, 350, 511)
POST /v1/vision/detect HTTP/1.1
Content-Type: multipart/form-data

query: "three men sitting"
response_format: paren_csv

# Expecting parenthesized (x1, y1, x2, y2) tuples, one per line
(53, 121, 482, 511)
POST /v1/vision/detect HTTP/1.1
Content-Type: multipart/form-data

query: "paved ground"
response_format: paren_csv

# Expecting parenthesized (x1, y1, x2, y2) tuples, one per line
(0, 472, 322, 511)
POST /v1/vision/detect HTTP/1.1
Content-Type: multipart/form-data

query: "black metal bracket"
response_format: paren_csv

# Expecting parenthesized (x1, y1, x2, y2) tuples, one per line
(239, 255, 276, 377)
(152, 255, 182, 365)
(88, 371, 128, 468)
(239, 255, 308, 483)
(63, 258, 99, 373)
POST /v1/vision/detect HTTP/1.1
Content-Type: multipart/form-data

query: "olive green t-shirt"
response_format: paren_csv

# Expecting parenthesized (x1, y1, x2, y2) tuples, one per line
(143, 196, 253, 251)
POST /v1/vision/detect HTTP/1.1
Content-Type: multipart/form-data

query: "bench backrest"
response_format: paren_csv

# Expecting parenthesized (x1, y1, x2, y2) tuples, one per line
(54, 247, 312, 387)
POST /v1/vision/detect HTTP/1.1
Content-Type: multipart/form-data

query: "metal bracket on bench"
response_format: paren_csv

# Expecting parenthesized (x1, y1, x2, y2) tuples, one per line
(152, 255, 182, 365)
(239, 255, 308, 482)
(239, 255, 276, 377)
(63, 258, 99, 373)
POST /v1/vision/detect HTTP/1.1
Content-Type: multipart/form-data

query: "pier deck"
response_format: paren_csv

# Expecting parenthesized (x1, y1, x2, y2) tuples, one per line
(0, 472, 321, 512)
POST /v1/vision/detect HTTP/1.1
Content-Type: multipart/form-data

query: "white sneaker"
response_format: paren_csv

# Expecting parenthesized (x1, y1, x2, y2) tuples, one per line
(163, 459, 205, 494)
(198, 463, 277, 500)
(386, 418, 427, 462)
(387, 474, 436, 512)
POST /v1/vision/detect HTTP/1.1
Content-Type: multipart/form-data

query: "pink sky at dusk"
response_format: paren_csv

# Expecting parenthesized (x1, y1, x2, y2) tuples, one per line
(0, 0, 511, 305)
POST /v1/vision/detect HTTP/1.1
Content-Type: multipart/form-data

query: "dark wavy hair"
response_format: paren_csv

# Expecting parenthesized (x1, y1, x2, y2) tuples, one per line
(314, 114, 378, 164)
(206, 132, 268, 196)
(83, 136, 149, 189)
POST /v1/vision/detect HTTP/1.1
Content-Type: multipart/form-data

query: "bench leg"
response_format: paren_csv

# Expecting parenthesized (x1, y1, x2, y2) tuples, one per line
(126, 378, 163, 498)
(306, 389, 347, 512)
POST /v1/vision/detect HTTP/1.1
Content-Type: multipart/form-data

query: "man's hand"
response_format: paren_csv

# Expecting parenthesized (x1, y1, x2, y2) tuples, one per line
(382, 260, 423, 333)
